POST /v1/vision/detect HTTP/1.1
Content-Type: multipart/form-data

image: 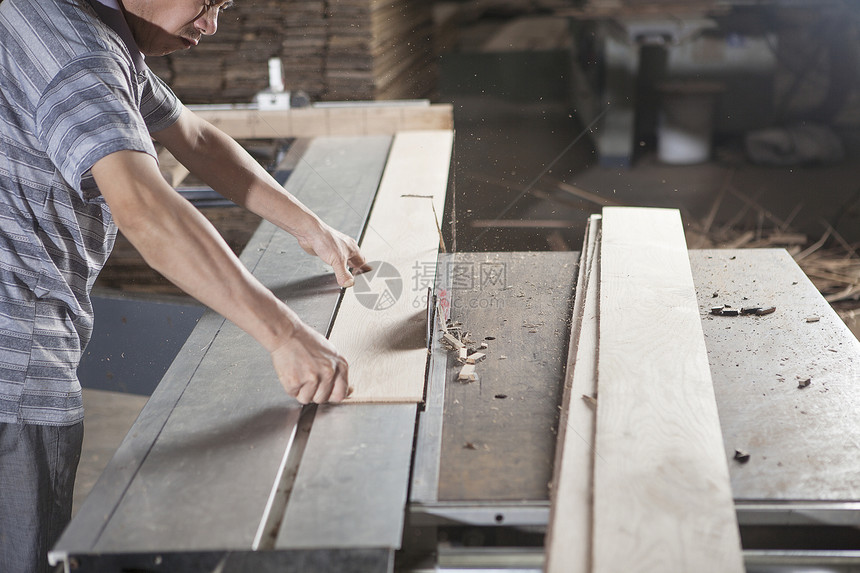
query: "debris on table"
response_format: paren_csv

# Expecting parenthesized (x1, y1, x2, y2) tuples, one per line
(710, 303, 776, 317)
(807, 316, 820, 323)
(466, 352, 486, 364)
(440, 318, 493, 382)
(458, 363, 478, 381)
(733, 449, 751, 463)
(797, 378, 812, 389)
(686, 191, 860, 327)
(442, 332, 465, 350)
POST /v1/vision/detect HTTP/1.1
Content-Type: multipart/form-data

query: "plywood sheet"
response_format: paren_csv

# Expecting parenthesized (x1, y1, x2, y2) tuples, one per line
(334, 130, 453, 403)
(592, 207, 743, 573)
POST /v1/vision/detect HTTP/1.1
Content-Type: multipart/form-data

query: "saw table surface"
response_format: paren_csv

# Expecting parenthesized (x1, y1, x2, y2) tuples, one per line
(435, 252, 578, 502)
(417, 248, 860, 514)
(52, 128, 860, 571)
(693, 249, 860, 502)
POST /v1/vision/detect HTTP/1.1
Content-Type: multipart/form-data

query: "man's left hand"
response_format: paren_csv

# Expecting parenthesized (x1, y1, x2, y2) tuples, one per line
(296, 220, 372, 288)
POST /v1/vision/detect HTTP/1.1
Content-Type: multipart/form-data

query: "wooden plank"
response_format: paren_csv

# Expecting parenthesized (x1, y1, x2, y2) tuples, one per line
(334, 130, 453, 403)
(545, 215, 601, 573)
(592, 207, 743, 573)
(193, 104, 453, 139)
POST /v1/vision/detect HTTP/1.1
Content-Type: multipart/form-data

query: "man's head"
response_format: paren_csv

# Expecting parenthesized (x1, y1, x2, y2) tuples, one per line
(119, 0, 233, 56)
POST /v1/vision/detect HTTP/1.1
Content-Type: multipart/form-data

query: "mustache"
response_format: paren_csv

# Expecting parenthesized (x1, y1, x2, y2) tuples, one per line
(180, 26, 200, 43)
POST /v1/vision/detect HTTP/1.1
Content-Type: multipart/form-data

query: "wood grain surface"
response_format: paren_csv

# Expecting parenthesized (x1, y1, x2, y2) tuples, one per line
(193, 104, 454, 139)
(545, 215, 601, 573)
(592, 207, 743, 573)
(333, 130, 454, 402)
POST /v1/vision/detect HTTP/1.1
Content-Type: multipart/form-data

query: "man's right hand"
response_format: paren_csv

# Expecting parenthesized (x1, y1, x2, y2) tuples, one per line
(269, 321, 350, 404)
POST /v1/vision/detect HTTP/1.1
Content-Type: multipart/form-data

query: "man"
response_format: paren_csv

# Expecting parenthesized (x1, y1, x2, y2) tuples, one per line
(0, 0, 368, 570)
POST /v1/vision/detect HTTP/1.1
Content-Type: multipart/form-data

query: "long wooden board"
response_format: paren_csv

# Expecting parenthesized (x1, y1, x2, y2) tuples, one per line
(592, 207, 743, 573)
(545, 215, 601, 573)
(333, 130, 454, 403)
(193, 103, 453, 139)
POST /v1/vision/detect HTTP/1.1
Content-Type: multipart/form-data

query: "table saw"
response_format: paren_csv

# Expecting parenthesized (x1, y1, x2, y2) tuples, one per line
(52, 133, 860, 572)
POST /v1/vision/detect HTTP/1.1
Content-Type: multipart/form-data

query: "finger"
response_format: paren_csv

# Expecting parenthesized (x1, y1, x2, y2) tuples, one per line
(348, 250, 372, 273)
(296, 381, 317, 405)
(312, 376, 334, 404)
(327, 365, 349, 403)
(332, 259, 355, 288)
(277, 373, 301, 398)
(353, 262, 373, 275)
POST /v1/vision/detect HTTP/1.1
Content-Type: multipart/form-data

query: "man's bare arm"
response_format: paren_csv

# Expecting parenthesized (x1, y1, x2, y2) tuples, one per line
(92, 149, 348, 404)
(152, 107, 371, 287)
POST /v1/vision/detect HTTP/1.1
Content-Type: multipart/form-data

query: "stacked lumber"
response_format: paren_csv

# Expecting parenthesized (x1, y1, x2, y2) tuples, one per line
(146, 2, 282, 104)
(545, 207, 743, 573)
(222, 2, 283, 102)
(281, 1, 328, 98)
(148, 0, 438, 104)
(325, 1, 437, 101)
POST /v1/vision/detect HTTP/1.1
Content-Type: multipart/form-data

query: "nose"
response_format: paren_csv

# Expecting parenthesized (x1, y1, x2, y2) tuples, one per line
(194, 10, 218, 36)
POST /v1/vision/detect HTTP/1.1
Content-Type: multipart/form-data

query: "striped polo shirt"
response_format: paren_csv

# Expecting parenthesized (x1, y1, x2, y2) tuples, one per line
(0, 0, 182, 425)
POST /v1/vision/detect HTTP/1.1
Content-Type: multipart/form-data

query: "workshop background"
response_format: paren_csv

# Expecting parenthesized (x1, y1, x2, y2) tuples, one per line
(99, 0, 860, 319)
(74, 0, 860, 548)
